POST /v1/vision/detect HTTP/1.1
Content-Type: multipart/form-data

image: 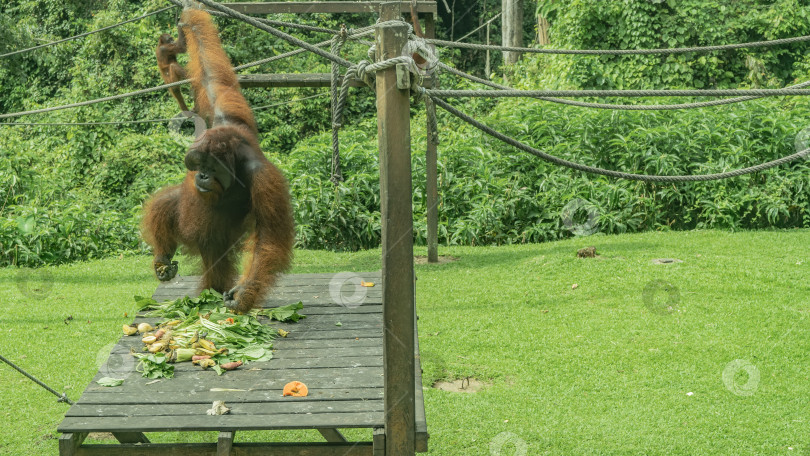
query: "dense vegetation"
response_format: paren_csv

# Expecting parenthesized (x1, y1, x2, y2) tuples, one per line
(1, 0, 809, 266)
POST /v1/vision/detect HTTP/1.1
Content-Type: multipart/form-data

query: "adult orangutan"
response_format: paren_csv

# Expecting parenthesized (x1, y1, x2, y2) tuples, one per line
(142, 3, 294, 313)
(156, 32, 191, 112)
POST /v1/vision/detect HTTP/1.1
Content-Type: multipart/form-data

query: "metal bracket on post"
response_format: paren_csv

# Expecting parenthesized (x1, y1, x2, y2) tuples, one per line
(396, 63, 411, 89)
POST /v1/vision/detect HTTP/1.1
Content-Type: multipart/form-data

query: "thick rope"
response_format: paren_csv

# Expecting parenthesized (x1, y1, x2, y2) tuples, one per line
(0, 6, 177, 59)
(0, 19, 382, 121)
(0, 353, 73, 405)
(437, 62, 810, 110)
(330, 27, 349, 183)
(0, 94, 328, 126)
(0, 118, 174, 126)
(430, 95, 810, 182)
(426, 34, 810, 55)
(194, 0, 354, 68)
(427, 88, 810, 98)
(0, 38, 335, 120)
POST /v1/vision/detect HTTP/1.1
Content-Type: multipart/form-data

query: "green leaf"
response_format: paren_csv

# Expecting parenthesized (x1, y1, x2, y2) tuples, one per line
(96, 377, 124, 387)
(262, 301, 306, 322)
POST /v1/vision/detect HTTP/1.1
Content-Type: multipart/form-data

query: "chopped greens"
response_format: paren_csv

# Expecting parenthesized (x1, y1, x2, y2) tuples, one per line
(133, 352, 174, 379)
(130, 291, 304, 378)
(260, 301, 306, 322)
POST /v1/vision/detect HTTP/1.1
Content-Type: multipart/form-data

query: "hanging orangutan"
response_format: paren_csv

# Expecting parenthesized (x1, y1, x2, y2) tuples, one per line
(156, 31, 191, 112)
(142, 2, 294, 313)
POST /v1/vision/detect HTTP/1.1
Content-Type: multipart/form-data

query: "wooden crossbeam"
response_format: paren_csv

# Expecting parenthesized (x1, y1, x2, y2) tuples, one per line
(238, 73, 366, 88)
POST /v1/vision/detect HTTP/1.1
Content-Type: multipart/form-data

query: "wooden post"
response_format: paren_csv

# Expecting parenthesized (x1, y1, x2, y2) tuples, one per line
(537, 15, 550, 45)
(376, 4, 416, 455)
(424, 13, 439, 264)
(502, 0, 524, 64)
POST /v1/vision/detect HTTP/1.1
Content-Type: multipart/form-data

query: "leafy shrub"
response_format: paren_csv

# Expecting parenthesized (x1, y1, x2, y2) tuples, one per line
(0, 194, 144, 266)
(280, 95, 810, 250)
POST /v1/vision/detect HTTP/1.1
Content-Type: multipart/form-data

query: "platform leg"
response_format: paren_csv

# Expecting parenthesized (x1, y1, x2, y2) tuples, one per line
(218, 431, 234, 456)
(373, 427, 386, 456)
(58, 432, 87, 456)
(318, 428, 348, 442)
(112, 432, 150, 443)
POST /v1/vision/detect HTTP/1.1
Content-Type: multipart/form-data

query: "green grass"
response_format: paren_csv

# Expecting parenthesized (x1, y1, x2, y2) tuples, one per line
(1, 229, 809, 455)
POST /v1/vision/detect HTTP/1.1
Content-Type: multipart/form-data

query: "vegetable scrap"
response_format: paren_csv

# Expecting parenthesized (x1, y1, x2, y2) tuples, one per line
(260, 301, 306, 322)
(283, 381, 308, 397)
(121, 290, 305, 379)
(206, 400, 230, 416)
(96, 377, 124, 387)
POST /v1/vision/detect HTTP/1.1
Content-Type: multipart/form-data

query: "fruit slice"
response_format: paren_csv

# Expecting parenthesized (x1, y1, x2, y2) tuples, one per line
(282, 381, 308, 397)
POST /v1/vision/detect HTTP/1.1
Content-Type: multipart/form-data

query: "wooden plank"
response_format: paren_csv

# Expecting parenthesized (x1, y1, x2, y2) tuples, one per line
(76, 388, 383, 405)
(72, 442, 373, 456)
(156, 273, 381, 284)
(137, 305, 383, 316)
(222, 2, 437, 14)
(90, 364, 384, 381)
(83, 371, 383, 394)
(110, 345, 382, 359)
(148, 294, 382, 307)
(59, 413, 383, 433)
(376, 5, 416, 455)
(129, 315, 381, 332)
(67, 400, 383, 418)
(65, 398, 384, 420)
(273, 345, 381, 359)
(269, 338, 382, 349)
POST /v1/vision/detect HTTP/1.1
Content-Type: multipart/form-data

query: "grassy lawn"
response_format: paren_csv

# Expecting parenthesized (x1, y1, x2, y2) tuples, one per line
(1, 229, 808, 455)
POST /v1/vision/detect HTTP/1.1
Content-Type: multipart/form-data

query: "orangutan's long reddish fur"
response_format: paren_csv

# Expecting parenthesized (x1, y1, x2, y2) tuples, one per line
(142, 6, 294, 312)
(156, 33, 190, 112)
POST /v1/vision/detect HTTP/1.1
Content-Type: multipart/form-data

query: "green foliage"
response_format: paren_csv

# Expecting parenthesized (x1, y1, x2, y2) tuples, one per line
(1, 1, 810, 266)
(280, 95, 810, 249)
(0, 195, 143, 266)
(527, 0, 810, 90)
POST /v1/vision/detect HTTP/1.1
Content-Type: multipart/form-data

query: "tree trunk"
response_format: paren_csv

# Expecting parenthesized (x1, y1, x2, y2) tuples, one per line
(537, 15, 550, 45)
(502, 0, 524, 64)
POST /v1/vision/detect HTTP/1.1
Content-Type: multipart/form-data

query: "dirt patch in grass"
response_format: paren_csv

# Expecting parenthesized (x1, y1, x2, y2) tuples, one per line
(415, 255, 459, 265)
(433, 377, 489, 393)
(88, 432, 117, 441)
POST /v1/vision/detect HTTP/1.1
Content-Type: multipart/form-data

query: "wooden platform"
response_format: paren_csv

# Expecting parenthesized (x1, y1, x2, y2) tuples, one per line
(57, 272, 428, 455)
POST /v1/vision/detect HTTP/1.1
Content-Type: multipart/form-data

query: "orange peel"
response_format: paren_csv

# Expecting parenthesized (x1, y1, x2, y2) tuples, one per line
(283, 381, 308, 397)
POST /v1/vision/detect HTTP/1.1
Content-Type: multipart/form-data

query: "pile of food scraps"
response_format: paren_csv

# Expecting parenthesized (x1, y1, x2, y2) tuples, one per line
(119, 289, 305, 379)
